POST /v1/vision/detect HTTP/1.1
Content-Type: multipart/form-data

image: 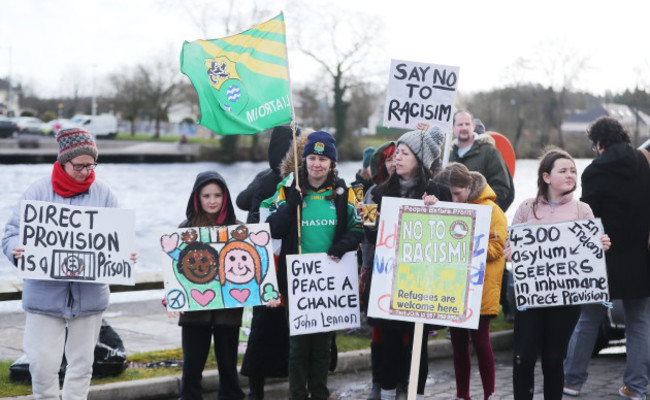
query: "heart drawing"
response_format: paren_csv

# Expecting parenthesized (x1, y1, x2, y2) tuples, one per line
(230, 288, 251, 304)
(191, 289, 215, 307)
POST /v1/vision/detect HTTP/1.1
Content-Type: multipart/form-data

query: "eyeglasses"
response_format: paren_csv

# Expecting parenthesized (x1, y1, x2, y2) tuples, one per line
(591, 143, 598, 153)
(68, 162, 98, 171)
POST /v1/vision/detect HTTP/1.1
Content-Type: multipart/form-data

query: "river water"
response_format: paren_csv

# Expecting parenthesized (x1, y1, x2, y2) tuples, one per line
(0, 159, 593, 280)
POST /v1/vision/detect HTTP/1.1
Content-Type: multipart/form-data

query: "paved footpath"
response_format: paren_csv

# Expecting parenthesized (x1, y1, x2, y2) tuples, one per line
(0, 295, 642, 399)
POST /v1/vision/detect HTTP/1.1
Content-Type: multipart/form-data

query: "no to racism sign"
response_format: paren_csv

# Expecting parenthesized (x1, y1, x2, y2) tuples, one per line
(383, 59, 460, 131)
(367, 197, 492, 329)
(17, 200, 136, 285)
(287, 252, 360, 335)
(508, 219, 609, 309)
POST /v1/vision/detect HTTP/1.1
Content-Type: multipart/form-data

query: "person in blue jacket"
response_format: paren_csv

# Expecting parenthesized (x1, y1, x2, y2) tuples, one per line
(2, 128, 136, 400)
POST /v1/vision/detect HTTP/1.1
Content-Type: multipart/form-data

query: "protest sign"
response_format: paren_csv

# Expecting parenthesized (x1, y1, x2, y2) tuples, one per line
(17, 200, 136, 285)
(287, 252, 360, 335)
(367, 197, 491, 329)
(383, 59, 460, 131)
(160, 223, 279, 312)
(508, 218, 609, 309)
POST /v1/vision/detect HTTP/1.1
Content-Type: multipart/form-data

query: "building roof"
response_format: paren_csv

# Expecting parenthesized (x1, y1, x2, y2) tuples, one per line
(563, 104, 607, 123)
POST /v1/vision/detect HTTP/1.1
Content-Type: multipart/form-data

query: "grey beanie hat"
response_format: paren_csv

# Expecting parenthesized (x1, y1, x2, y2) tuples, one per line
(396, 126, 445, 169)
(56, 128, 98, 164)
(474, 118, 486, 135)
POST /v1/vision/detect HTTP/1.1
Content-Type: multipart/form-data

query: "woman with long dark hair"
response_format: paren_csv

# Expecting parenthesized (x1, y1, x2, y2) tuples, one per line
(366, 125, 451, 400)
(266, 130, 364, 400)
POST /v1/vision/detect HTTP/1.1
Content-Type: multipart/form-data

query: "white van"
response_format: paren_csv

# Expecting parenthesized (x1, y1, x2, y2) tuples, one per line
(62, 114, 118, 138)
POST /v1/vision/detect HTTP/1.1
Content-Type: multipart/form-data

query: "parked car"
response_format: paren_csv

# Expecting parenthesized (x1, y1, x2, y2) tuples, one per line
(41, 119, 69, 136)
(0, 117, 18, 138)
(61, 114, 118, 138)
(13, 117, 45, 134)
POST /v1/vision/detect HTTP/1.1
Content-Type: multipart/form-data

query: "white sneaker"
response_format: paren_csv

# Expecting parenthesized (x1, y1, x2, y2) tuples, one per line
(563, 384, 581, 396)
(619, 385, 646, 400)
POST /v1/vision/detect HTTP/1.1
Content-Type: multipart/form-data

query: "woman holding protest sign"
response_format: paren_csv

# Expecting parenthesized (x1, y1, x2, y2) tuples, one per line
(364, 124, 451, 400)
(2, 128, 137, 400)
(359, 140, 397, 399)
(266, 130, 363, 400)
(434, 162, 507, 400)
(504, 148, 611, 400)
(164, 170, 246, 400)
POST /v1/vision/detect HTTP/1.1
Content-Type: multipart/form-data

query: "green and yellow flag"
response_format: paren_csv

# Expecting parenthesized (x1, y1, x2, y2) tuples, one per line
(181, 13, 292, 135)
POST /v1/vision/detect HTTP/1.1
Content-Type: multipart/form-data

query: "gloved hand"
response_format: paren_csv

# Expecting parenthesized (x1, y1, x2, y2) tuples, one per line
(327, 242, 346, 260)
(285, 188, 303, 210)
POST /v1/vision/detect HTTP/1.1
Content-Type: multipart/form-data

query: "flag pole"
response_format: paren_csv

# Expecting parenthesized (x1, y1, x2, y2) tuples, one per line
(283, 11, 302, 254)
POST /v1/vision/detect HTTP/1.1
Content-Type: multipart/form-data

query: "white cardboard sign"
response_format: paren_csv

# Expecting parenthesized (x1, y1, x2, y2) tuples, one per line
(383, 59, 460, 131)
(17, 200, 136, 285)
(287, 251, 360, 335)
(508, 218, 609, 309)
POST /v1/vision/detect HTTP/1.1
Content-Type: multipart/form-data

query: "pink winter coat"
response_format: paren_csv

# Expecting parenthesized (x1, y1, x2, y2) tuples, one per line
(511, 194, 594, 226)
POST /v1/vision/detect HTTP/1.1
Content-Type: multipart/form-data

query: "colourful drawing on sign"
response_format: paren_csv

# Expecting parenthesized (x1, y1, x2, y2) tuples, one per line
(160, 223, 279, 311)
(391, 206, 475, 320)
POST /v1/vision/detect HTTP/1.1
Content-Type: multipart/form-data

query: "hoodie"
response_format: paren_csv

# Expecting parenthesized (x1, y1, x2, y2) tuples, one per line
(178, 170, 243, 326)
(466, 172, 508, 316)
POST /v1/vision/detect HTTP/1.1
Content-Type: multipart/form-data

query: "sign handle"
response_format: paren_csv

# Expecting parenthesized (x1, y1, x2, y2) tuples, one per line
(407, 322, 424, 400)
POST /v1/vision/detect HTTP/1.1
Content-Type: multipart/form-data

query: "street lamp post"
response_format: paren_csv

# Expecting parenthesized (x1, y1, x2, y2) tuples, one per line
(91, 64, 97, 116)
(1, 46, 13, 116)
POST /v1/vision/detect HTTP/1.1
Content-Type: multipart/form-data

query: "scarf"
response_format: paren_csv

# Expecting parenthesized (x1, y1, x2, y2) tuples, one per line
(398, 177, 418, 198)
(51, 161, 95, 198)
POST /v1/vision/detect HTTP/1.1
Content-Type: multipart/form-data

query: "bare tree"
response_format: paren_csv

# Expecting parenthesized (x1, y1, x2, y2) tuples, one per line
(293, 4, 383, 152)
(536, 39, 590, 148)
(137, 55, 182, 138)
(109, 67, 148, 136)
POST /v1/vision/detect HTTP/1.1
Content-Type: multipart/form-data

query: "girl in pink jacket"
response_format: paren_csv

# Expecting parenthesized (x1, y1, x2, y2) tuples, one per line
(506, 148, 610, 400)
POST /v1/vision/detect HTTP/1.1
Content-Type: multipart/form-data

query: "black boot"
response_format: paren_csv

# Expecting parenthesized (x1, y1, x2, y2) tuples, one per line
(368, 342, 382, 400)
(248, 376, 265, 400)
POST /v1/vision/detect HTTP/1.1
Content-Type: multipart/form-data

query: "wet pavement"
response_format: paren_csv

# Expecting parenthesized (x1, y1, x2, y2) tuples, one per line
(0, 293, 641, 399)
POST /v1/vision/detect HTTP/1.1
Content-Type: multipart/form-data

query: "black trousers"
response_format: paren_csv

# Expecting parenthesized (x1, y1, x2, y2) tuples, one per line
(379, 325, 428, 394)
(512, 306, 580, 400)
(180, 324, 245, 400)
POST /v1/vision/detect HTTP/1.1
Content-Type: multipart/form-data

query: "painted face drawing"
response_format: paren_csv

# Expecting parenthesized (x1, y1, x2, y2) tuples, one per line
(62, 255, 85, 276)
(178, 242, 219, 284)
(219, 241, 261, 285)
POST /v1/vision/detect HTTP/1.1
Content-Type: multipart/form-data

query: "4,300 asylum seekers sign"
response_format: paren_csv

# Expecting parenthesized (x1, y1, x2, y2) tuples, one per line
(508, 218, 609, 309)
(17, 200, 136, 285)
(367, 197, 492, 329)
(383, 59, 460, 131)
(287, 252, 360, 336)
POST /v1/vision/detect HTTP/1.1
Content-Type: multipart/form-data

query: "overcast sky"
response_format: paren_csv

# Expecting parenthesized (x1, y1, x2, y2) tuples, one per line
(1, 0, 648, 98)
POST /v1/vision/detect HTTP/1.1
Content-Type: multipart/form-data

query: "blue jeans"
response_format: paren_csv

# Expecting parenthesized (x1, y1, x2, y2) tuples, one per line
(564, 299, 650, 396)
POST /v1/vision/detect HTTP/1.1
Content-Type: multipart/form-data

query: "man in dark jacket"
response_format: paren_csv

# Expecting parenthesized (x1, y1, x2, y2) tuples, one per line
(449, 110, 513, 211)
(563, 116, 650, 400)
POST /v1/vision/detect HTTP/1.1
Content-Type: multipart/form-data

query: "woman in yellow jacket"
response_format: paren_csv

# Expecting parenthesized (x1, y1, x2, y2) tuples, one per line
(435, 162, 508, 400)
